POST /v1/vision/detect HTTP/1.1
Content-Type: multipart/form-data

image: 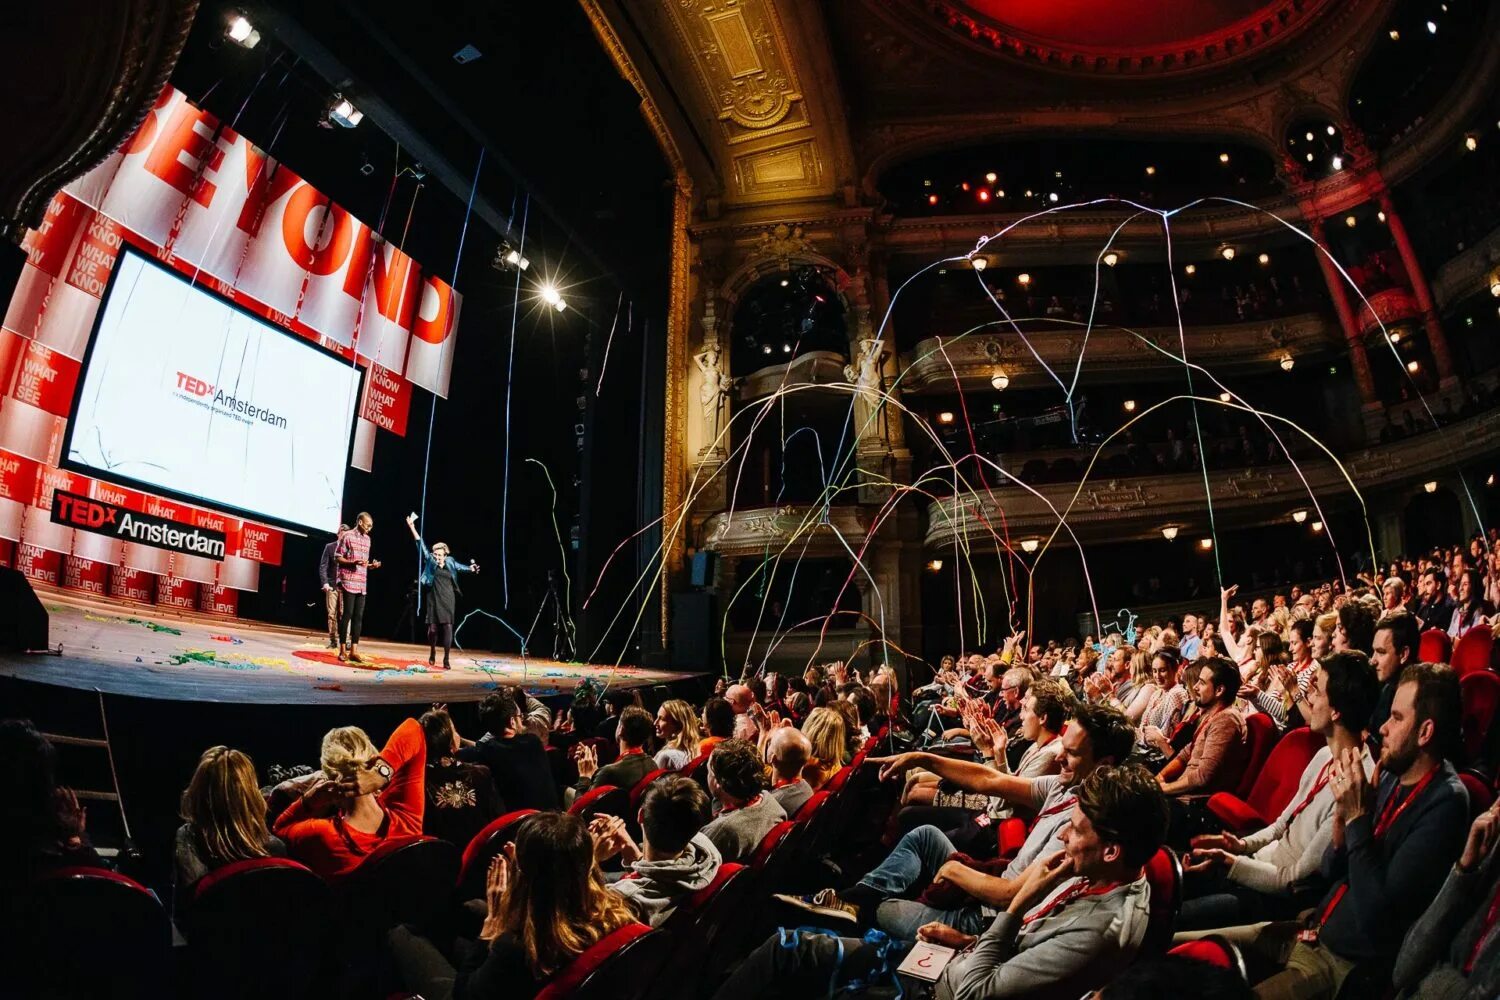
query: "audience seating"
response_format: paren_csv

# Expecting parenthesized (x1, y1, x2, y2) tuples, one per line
(1459, 670, 1500, 765)
(1169, 935, 1248, 981)
(792, 788, 829, 822)
(569, 784, 630, 822)
(678, 751, 711, 788)
(182, 856, 332, 998)
(1459, 771, 1495, 819)
(341, 835, 460, 933)
(456, 808, 538, 901)
(629, 768, 672, 809)
(534, 924, 673, 1000)
(658, 863, 752, 1000)
(579, 736, 619, 767)
(1230, 712, 1279, 801)
(16, 867, 171, 999)
(1141, 848, 1183, 956)
(1419, 628, 1453, 665)
(1207, 727, 1325, 833)
(997, 816, 1028, 859)
(1452, 623, 1495, 676)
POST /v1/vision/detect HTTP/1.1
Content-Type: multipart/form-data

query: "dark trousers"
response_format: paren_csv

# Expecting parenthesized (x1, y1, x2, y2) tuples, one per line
(712, 930, 908, 1000)
(1178, 867, 1318, 931)
(340, 589, 366, 645)
(428, 623, 453, 664)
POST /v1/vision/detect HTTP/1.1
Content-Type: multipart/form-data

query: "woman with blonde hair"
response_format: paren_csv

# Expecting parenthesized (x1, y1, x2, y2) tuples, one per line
(1120, 648, 1160, 723)
(175, 746, 284, 895)
(652, 699, 701, 770)
(800, 707, 847, 790)
(391, 811, 637, 999)
(273, 717, 426, 880)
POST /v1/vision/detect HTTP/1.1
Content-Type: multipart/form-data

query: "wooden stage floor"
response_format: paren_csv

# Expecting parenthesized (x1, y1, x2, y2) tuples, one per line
(0, 589, 694, 705)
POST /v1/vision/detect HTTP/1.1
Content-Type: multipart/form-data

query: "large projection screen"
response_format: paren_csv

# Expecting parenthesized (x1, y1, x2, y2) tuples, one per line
(62, 248, 361, 534)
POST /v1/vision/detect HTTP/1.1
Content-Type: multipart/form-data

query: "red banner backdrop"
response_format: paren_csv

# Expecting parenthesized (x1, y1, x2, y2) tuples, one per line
(0, 82, 467, 603)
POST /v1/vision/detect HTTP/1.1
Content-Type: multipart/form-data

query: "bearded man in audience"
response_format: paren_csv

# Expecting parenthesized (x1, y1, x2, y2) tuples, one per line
(716, 764, 1170, 1000)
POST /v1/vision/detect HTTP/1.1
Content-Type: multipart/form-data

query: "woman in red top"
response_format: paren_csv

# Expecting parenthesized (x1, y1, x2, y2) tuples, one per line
(273, 717, 426, 880)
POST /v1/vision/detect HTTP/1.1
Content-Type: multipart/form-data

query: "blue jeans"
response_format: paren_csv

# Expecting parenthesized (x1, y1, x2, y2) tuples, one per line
(859, 825, 956, 897)
(875, 898, 989, 939)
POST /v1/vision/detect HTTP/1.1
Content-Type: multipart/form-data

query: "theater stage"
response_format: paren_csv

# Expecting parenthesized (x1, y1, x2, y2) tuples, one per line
(0, 589, 694, 705)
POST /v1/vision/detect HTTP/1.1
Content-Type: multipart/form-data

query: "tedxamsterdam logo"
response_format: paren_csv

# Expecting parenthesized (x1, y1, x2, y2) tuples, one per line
(175, 372, 288, 430)
(51, 490, 226, 561)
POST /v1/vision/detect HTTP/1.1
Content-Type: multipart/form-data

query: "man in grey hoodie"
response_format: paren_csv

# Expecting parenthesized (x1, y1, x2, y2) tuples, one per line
(597, 775, 722, 927)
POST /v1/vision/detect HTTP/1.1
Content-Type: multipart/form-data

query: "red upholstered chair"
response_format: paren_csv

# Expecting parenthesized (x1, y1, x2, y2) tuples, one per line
(184, 857, 331, 998)
(342, 835, 460, 931)
(1453, 624, 1495, 677)
(659, 863, 752, 1000)
(996, 817, 1028, 860)
(1460, 772, 1495, 820)
(1141, 848, 1183, 956)
(678, 751, 712, 788)
(1420, 628, 1454, 665)
(793, 789, 830, 822)
(17, 867, 171, 999)
(628, 768, 672, 810)
(578, 736, 619, 767)
(749, 819, 799, 894)
(1208, 727, 1325, 833)
(1169, 935, 1248, 981)
(1460, 670, 1500, 766)
(534, 924, 673, 1000)
(457, 809, 538, 901)
(1229, 712, 1280, 800)
(822, 764, 855, 795)
(569, 784, 630, 822)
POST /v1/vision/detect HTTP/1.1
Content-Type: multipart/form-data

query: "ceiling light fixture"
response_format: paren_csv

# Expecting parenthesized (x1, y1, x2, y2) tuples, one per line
(1017, 273, 1031, 286)
(991, 369, 1010, 391)
(1199, 537, 1214, 551)
(928, 558, 944, 572)
(327, 95, 364, 128)
(1331, 155, 1344, 171)
(1407, 359, 1421, 373)
(937, 411, 955, 425)
(1123, 399, 1137, 412)
(985, 171, 997, 183)
(1280, 354, 1295, 371)
(972, 256, 987, 270)
(1327, 125, 1337, 136)
(1161, 526, 1179, 541)
(1145, 166, 1156, 176)
(1020, 539, 1040, 554)
(1305, 131, 1315, 142)
(1292, 509, 1308, 523)
(1258, 252, 1271, 265)
(1466, 134, 1479, 152)
(1311, 520, 1324, 532)
(1377, 210, 1387, 222)
(1425, 481, 1439, 493)
(1185, 264, 1197, 276)
(1345, 215, 1357, 227)
(1218, 391, 1232, 402)
(928, 194, 939, 205)
(1103, 251, 1119, 267)
(1427, 19, 1438, 34)
(1219, 246, 1236, 261)
(1219, 152, 1230, 164)
(1490, 279, 1500, 297)
(978, 189, 991, 202)
(1389, 28, 1400, 40)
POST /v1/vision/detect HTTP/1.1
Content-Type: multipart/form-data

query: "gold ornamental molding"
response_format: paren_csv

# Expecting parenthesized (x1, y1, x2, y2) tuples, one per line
(900, 314, 1338, 392)
(923, 407, 1500, 548)
(701, 504, 873, 558)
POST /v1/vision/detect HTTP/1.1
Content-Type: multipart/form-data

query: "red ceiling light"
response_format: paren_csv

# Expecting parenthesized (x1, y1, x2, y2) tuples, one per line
(928, 194, 939, 205)
(977, 189, 991, 202)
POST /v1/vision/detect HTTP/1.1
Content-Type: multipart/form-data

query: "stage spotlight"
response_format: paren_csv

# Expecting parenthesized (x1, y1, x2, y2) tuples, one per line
(1280, 354, 1295, 372)
(780, 278, 790, 287)
(1292, 510, 1308, 523)
(928, 194, 939, 205)
(539, 282, 567, 311)
(1048, 192, 1059, 203)
(991, 369, 1009, 391)
(1389, 330, 1401, 343)
(782, 343, 793, 354)
(1377, 210, 1387, 222)
(1427, 19, 1437, 34)
(226, 13, 261, 48)
(328, 96, 364, 128)
(1389, 28, 1400, 40)
(1490, 279, 1500, 297)
(761, 344, 773, 355)
(1161, 526, 1178, 541)
(1020, 539, 1039, 553)
(1305, 131, 1315, 142)
(996, 190, 1006, 199)
(1489, 474, 1496, 487)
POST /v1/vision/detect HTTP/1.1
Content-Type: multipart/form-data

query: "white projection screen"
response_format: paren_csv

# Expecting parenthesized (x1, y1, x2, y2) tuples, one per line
(63, 248, 361, 533)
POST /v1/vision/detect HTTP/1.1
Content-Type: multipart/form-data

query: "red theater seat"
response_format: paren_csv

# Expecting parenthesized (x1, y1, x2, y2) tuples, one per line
(534, 924, 672, 1000)
(457, 809, 538, 900)
(1169, 935, 1248, 981)
(569, 784, 630, 822)
(660, 863, 752, 1000)
(1420, 628, 1453, 665)
(342, 835, 460, 932)
(1460, 670, 1500, 765)
(628, 768, 672, 809)
(1230, 712, 1279, 800)
(1453, 624, 1495, 677)
(678, 751, 712, 788)
(1141, 848, 1183, 956)
(17, 867, 171, 999)
(822, 764, 855, 794)
(184, 856, 331, 998)
(1208, 727, 1324, 833)
(793, 789, 829, 822)
(997, 816, 1028, 859)
(1460, 771, 1495, 820)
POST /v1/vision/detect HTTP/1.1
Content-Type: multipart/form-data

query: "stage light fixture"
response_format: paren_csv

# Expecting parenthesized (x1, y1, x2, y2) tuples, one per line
(1199, 538, 1213, 551)
(1280, 354, 1295, 372)
(1292, 509, 1308, 523)
(923, 178, 932, 187)
(1425, 481, 1439, 493)
(226, 13, 261, 48)
(1306, 153, 1315, 162)
(977, 189, 991, 202)
(496, 245, 530, 271)
(1049, 192, 1059, 203)
(961, 182, 971, 192)
(972, 256, 987, 270)
(937, 411, 955, 425)
(1311, 520, 1323, 532)
(991, 370, 1010, 391)
(1219, 246, 1236, 261)
(1017, 273, 1031, 286)
(1123, 399, 1137, 412)
(328, 96, 364, 128)
(1020, 539, 1039, 553)
(1024, 189, 1034, 198)
(539, 282, 567, 311)
(1161, 526, 1178, 541)
(1407, 359, 1421, 373)
(985, 171, 997, 183)
(1103, 251, 1119, 267)
(928, 558, 944, 572)
(1258, 252, 1271, 265)
(996, 190, 1006, 199)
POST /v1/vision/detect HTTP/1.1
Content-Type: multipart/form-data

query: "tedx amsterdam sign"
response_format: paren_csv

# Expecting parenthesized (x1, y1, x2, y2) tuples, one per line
(51, 489, 227, 560)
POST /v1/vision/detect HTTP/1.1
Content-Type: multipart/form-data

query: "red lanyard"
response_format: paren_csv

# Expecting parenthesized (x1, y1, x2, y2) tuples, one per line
(1036, 794, 1078, 821)
(1464, 880, 1500, 973)
(1284, 762, 1333, 825)
(1318, 769, 1439, 928)
(1022, 878, 1121, 925)
(721, 793, 763, 814)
